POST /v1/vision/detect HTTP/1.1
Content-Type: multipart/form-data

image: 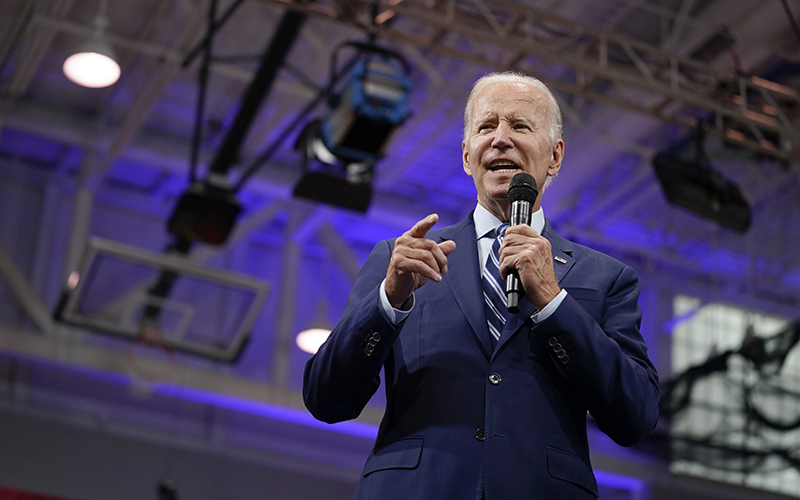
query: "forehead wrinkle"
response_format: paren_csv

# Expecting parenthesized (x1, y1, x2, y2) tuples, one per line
(473, 112, 539, 131)
(477, 92, 541, 116)
(466, 87, 548, 144)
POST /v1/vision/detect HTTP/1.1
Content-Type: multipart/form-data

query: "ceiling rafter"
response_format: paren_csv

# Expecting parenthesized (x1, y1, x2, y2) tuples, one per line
(576, 226, 800, 315)
(259, 0, 800, 162)
(0, 240, 53, 335)
(661, 0, 698, 51)
(0, 1, 34, 75)
(0, 0, 76, 131)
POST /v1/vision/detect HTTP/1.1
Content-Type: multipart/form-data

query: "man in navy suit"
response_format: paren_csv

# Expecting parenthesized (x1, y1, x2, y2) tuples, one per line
(303, 72, 660, 499)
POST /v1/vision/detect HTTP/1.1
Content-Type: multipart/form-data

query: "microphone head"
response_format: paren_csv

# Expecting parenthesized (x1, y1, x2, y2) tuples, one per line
(507, 172, 539, 205)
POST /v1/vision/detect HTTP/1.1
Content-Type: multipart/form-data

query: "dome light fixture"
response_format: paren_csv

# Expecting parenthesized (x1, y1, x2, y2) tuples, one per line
(62, 1, 120, 89)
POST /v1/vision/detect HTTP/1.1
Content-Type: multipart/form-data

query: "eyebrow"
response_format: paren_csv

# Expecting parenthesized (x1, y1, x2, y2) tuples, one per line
(511, 116, 534, 126)
(474, 114, 536, 129)
(470, 116, 494, 132)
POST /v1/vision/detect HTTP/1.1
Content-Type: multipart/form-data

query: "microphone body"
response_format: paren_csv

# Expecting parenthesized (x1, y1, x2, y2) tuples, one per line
(506, 173, 539, 313)
(506, 200, 531, 312)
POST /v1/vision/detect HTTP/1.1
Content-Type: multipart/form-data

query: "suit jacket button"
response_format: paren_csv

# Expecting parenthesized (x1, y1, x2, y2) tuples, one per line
(547, 337, 558, 347)
(475, 428, 485, 441)
(552, 342, 563, 352)
(488, 373, 502, 385)
(559, 355, 570, 364)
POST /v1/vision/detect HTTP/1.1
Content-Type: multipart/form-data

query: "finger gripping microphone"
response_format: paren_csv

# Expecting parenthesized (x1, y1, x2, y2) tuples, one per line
(506, 172, 539, 313)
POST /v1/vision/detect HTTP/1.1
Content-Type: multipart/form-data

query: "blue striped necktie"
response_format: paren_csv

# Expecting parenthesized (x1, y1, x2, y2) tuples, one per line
(483, 223, 509, 343)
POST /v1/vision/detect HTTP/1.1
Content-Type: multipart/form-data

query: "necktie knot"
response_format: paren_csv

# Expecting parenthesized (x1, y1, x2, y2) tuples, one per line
(494, 223, 510, 239)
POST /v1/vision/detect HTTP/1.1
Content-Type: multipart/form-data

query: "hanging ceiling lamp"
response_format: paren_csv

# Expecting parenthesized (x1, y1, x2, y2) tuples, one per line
(62, 0, 120, 88)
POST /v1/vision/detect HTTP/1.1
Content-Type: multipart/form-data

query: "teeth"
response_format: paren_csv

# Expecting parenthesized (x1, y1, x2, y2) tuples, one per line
(491, 165, 517, 172)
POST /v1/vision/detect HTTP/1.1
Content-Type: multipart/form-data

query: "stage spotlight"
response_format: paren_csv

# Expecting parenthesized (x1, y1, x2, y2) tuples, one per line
(294, 46, 413, 212)
(294, 120, 374, 212)
(320, 57, 412, 163)
(653, 125, 751, 232)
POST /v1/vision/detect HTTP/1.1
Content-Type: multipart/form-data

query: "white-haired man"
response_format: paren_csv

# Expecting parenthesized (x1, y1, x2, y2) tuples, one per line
(304, 72, 659, 499)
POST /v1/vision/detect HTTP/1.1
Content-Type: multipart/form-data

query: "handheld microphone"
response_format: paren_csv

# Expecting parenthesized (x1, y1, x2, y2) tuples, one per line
(506, 172, 539, 313)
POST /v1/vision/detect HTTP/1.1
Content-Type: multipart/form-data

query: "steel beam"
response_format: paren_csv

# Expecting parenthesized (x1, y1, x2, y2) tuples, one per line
(318, 221, 363, 285)
(0, 242, 53, 335)
(270, 206, 306, 394)
(259, 0, 800, 161)
(0, 0, 76, 132)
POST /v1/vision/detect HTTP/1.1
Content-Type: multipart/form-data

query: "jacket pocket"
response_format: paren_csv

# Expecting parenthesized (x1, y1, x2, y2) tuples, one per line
(363, 437, 423, 477)
(546, 446, 598, 497)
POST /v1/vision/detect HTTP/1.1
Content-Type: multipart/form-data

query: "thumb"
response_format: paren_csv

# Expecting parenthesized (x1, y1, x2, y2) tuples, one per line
(439, 240, 457, 256)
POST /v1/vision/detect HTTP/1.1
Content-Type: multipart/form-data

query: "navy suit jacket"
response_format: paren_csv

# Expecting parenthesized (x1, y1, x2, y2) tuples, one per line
(303, 214, 659, 499)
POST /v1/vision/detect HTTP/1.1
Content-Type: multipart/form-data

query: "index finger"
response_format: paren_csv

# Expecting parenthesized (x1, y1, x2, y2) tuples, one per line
(406, 213, 439, 239)
(504, 224, 539, 237)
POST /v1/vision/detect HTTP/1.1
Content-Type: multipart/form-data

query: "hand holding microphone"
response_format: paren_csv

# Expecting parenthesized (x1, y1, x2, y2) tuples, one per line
(504, 173, 538, 313)
(500, 172, 563, 313)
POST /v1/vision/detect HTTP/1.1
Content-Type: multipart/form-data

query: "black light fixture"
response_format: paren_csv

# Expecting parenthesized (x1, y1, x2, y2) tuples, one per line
(293, 42, 413, 212)
(167, 176, 241, 246)
(653, 123, 752, 232)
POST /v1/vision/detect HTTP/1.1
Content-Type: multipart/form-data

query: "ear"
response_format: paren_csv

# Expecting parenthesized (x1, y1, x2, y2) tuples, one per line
(462, 140, 473, 177)
(548, 139, 564, 177)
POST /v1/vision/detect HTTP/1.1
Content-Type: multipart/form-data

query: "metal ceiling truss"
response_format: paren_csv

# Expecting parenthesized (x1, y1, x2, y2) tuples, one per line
(262, 0, 800, 163)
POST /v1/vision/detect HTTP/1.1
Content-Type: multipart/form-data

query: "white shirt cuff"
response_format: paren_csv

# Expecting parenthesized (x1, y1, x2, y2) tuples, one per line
(379, 278, 414, 325)
(531, 289, 567, 324)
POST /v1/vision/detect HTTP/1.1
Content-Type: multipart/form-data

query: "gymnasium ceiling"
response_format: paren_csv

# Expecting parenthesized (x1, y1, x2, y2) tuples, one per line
(2, 0, 800, 299)
(1, 0, 800, 492)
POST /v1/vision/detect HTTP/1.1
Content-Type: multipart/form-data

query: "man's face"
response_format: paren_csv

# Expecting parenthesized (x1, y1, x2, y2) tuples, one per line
(462, 82, 564, 220)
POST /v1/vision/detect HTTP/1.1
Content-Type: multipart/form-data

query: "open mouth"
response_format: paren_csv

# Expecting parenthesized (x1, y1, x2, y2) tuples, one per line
(488, 162, 520, 173)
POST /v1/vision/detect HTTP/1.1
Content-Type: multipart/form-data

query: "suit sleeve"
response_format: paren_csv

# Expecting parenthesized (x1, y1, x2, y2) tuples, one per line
(534, 264, 660, 447)
(302, 239, 399, 424)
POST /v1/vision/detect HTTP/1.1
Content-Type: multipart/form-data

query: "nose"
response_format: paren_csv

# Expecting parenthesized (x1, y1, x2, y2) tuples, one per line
(491, 122, 513, 149)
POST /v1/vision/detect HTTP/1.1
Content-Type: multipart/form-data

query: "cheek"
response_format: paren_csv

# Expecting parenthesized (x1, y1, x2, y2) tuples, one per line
(530, 142, 553, 163)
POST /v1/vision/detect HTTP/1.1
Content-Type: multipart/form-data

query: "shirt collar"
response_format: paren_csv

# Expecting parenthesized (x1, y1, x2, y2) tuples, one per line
(473, 202, 545, 239)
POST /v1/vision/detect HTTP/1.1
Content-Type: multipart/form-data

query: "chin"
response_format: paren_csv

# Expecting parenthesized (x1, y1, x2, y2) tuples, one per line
(485, 190, 510, 208)
(490, 180, 512, 195)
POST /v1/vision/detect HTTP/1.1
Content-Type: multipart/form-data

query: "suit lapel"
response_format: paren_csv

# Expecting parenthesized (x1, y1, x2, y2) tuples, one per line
(493, 219, 576, 356)
(543, 220, 576, 284)
(438, 214, 495, 360)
